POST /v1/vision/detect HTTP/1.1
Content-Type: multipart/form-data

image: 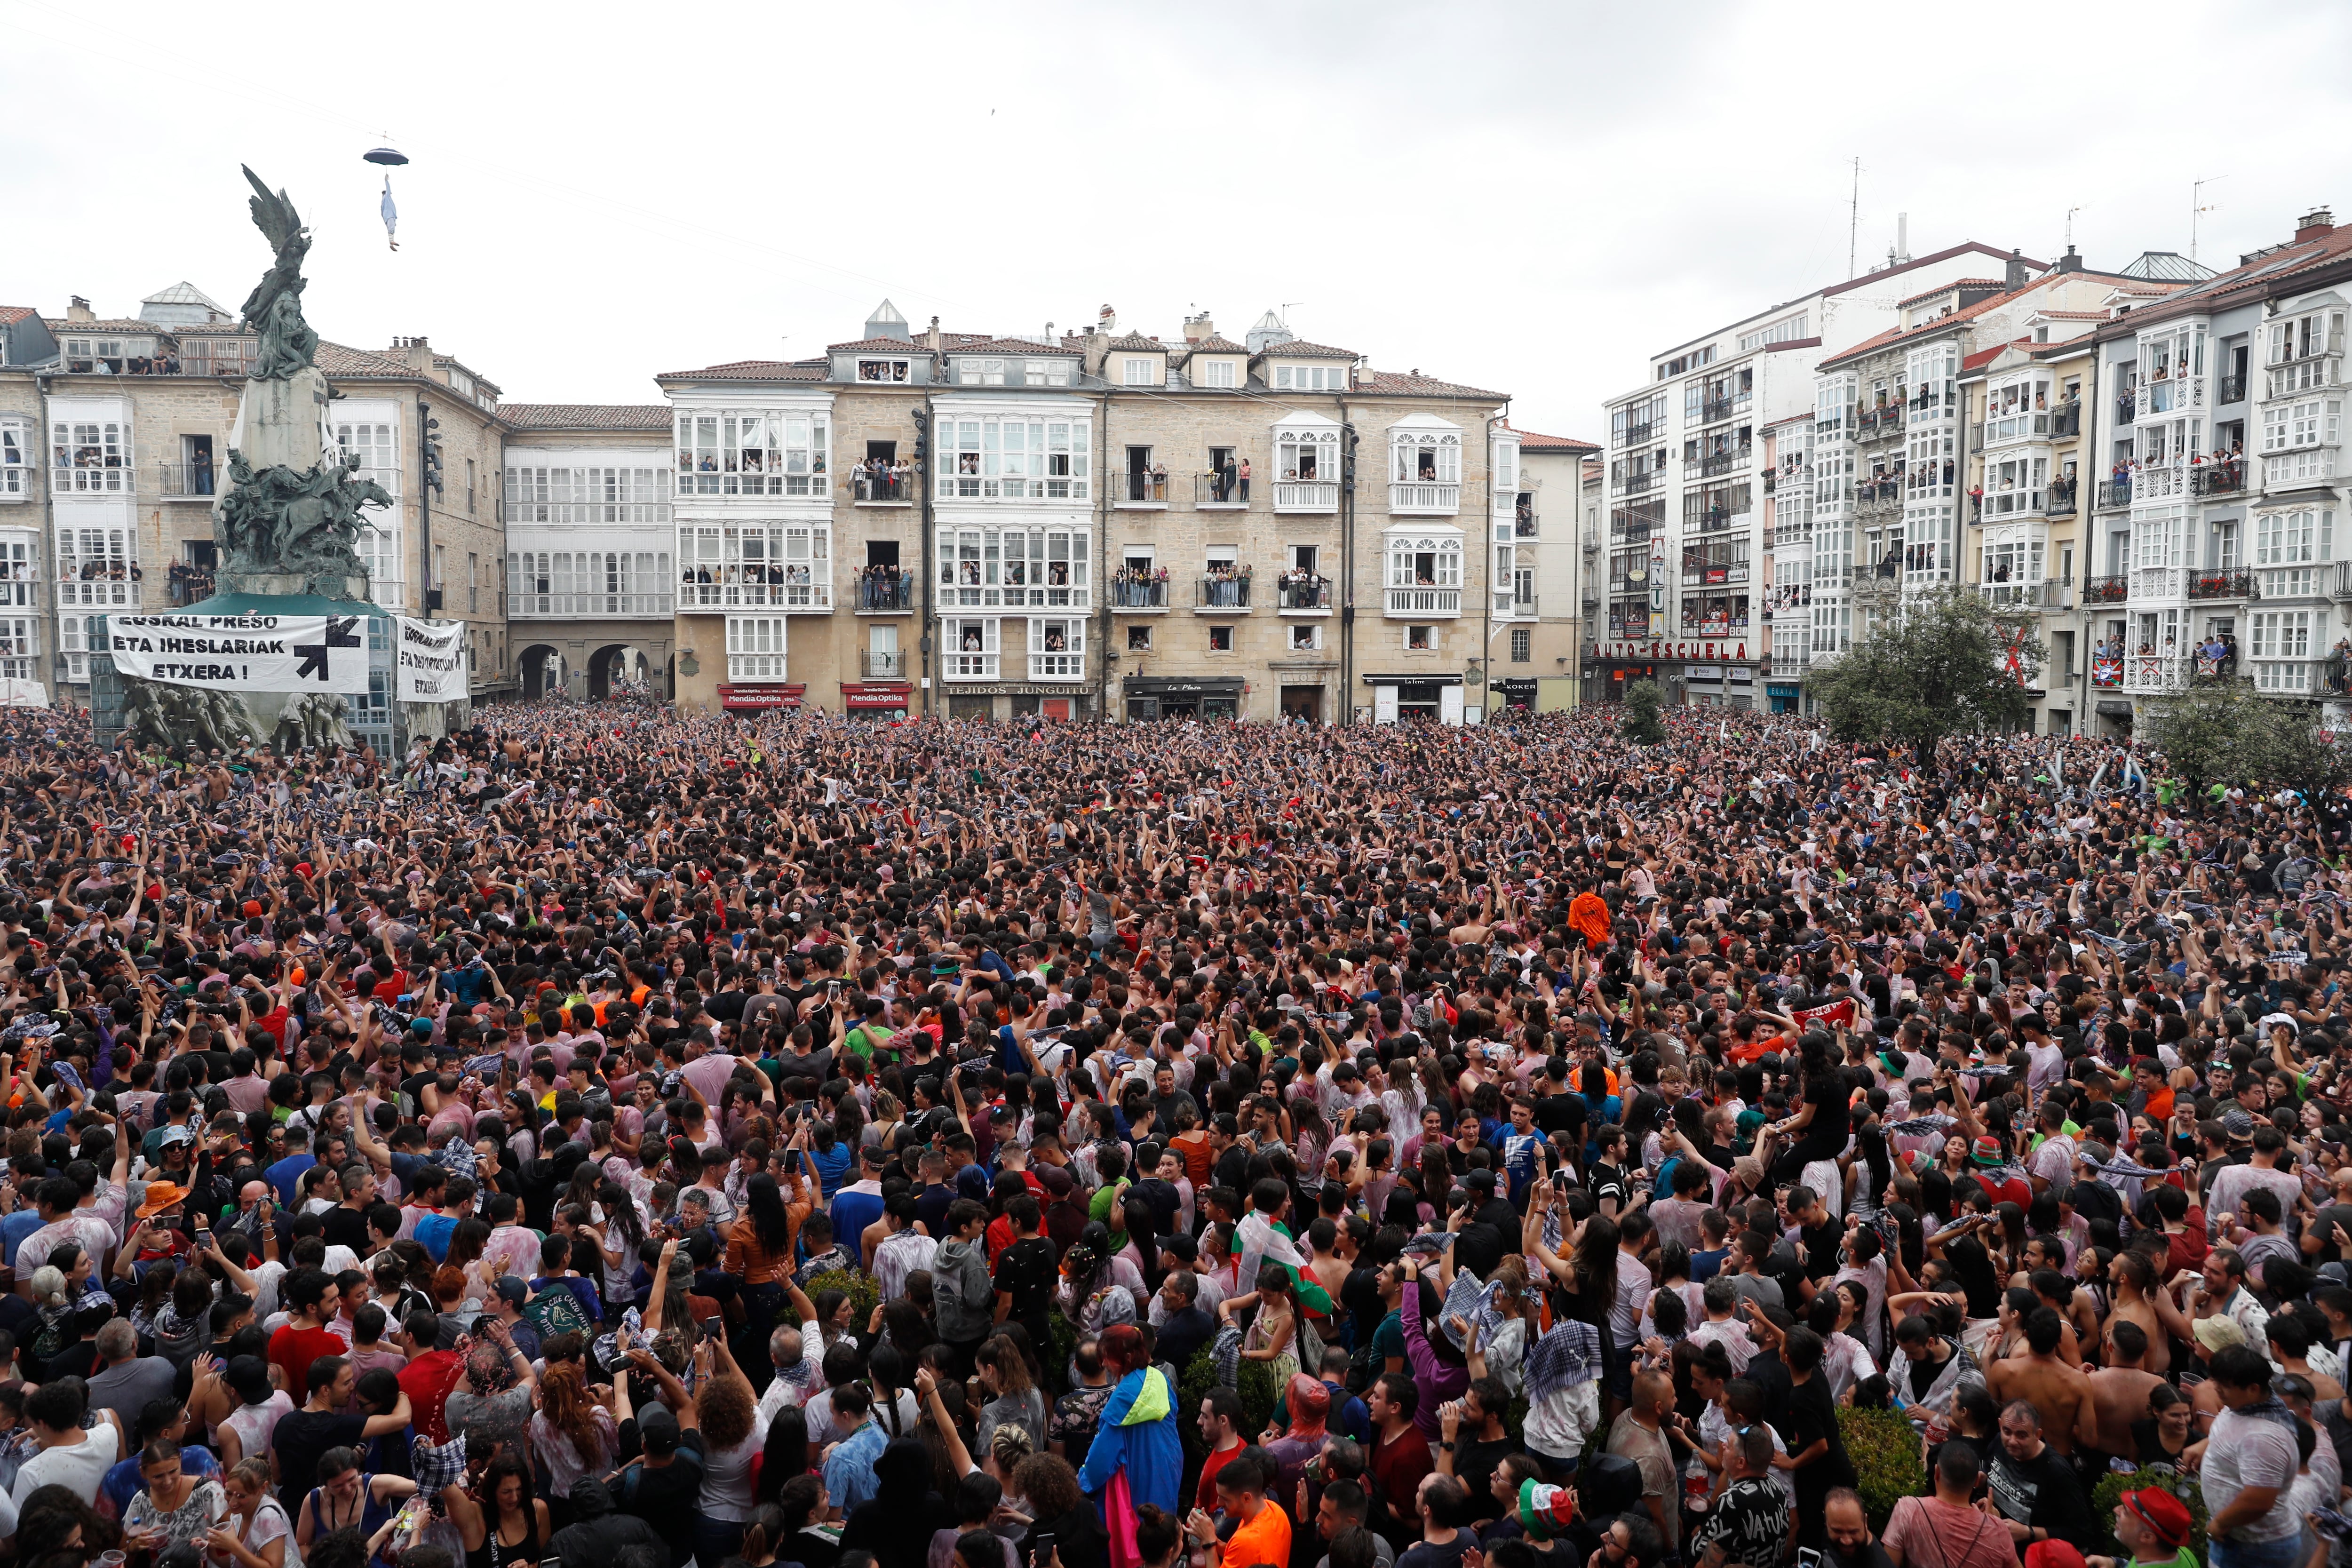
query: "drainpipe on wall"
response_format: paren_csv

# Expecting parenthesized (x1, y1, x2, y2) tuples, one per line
(1096, 384, 1112, 722)
(1482, 411, 1504, 718)
(1339, 403, 1356, 723)
(915, 403, 933, 717)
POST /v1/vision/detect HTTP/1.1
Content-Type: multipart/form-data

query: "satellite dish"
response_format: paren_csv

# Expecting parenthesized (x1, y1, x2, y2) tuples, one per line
(363, 147, 409, 166)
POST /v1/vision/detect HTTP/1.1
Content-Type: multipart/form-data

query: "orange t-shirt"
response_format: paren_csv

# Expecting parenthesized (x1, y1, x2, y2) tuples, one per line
(1173, 1130, 1216, 1188)
(1568, 891, 1613, 948)
(1223, 1503, 1292, 1568)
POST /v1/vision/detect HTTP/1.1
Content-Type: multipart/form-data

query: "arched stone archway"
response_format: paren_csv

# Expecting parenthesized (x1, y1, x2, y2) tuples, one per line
(520, 644, 562, 701)
(587, 644, 634, 701)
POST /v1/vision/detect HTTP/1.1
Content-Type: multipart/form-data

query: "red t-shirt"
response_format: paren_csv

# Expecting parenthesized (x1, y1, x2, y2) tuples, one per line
(1198, 1441, 1247, 1514)
(397, 1348, 466, 1443)
(1979, 1174, 2032, 1210)
(268, 1323, 345, 1400)
(1368, 1425, 1435, 1532)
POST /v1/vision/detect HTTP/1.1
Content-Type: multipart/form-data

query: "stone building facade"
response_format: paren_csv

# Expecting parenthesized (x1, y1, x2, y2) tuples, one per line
(0, 287, 516, 716)
(660, 303, 1547, 724)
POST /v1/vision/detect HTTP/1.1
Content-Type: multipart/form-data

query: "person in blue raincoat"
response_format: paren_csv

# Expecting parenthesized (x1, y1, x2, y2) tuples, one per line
(1075, 1323, 1182, 1568)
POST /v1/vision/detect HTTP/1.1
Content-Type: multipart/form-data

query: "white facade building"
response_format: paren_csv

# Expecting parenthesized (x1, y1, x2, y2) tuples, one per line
(1595, 242, 2039, 708)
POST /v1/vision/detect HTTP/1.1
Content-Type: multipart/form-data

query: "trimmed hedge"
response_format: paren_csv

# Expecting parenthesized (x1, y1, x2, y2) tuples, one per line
(1837, 1405, 1928, 1529)
(804, 1266, 880, 1329)
(1178, 1345, 1283, 1436)
(2091, 1466, 2207, 1565)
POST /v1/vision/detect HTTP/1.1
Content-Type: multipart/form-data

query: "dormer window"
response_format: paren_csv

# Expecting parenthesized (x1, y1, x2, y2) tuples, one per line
(1198, 360, 1236, 389)
(859, 359, 910, 382)
(1026, 360, 1072, 388)
(961, 358, 1008, 386)
(1274, 365, 1346, 391)
(1123, 357, 1159, 387)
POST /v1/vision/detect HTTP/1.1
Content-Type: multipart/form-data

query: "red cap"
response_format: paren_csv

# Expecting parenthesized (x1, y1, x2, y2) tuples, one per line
(2120, 1488, 2193, 1551)
(2026, 1544, 2085, 1568)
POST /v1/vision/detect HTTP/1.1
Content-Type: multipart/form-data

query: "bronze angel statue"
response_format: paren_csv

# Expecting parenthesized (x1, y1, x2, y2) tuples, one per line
(238, 166, 319, 380)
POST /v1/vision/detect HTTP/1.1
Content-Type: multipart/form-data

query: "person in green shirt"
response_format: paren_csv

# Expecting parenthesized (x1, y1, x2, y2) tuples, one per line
(1089, 1143, 1133, 1254)
(842, 996, 894, 1062)
(2087, 1486, 2199, 1568)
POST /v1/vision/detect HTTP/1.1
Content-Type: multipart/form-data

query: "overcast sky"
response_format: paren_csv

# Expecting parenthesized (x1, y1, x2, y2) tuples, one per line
(6, 0, 2344, 441)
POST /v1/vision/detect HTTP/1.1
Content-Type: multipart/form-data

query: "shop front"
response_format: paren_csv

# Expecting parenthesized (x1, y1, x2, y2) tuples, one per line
(1361, 674, 1463, 724)
(1491, 677, 1538, 712)
(1123, 676, 1243, 722)
(1766, 682, 1801, 714)
(717, 683, 805, 714)
(839, 682, 912, 720)
(941, 685, 1093, 721)
(1582, 656, 1664, 703)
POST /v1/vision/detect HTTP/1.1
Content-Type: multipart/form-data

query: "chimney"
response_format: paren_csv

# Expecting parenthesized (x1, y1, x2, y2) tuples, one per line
(1098, 303, 1117, 335)
(926, 315, 942, 352)
(2298, 207, 2336, 242)
(1895, 213, 1910, 264)
(401, 334, 434, 374)
(66, 297, 93, 322)
(2004, 248, 2029, 288)
(1183, 312, 1215, 344)
(2058, 245, 2084, 273)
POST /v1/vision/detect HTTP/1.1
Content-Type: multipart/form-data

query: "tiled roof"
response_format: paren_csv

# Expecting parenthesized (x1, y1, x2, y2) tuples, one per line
(44, 318, 162, 333)
(1891, 276, 2004, 305)
(1819, 286, 2030, 370)
(1645, 243, 2048, 369)
(1961, 342, 2025, 373)
(655, 359, 827, 382)
(1506, 424, 1599, 452)
(946, 336, 1082, 355)
(1258, 339, 1358, 360)
(316, 342, 419, 377)
(501, 404, 674, 431)
(1356, 369, 1509, 400)
(2097, 224, 2352, 332)
(2036, 309, 2116, 320)
(0, 307, 36, 326)
(1182, 335, 1248, 356)
(826, 337, 933, 353)
(1105, 332, 1165, 351)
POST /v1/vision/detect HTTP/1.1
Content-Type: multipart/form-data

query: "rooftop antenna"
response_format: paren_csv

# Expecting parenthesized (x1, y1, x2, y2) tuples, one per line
(1848, 157, 1861, 279)
(2192, 175, 2227, 263)
(2066, 204, 2087, 249)
(1279, 302, 1303, 326)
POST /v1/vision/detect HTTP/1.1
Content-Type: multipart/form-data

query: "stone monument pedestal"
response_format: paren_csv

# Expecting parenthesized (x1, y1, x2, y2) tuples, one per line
(228, 366, 331, 474)
(218, 570, 372, 601)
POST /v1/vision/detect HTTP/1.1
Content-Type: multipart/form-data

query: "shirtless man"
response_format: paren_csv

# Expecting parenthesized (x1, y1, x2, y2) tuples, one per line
(2077, 1319, 2166, 1464)
(2103, 1251, 2182, 1377)
(1985, 1305, 2093, 1458)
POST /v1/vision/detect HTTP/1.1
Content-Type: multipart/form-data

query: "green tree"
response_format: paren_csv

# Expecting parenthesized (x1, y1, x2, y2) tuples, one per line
(1808, 588, 2039, 767)
(2252, 697, 2352, 802)
(2143, 677, 2265, 793)
(1619, 678, 1667, 743)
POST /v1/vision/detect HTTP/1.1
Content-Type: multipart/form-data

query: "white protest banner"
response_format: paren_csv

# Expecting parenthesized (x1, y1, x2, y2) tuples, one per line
(108, 613, 369, 694)
(0, 678, 48, 709)
(394, 616, 468, 702)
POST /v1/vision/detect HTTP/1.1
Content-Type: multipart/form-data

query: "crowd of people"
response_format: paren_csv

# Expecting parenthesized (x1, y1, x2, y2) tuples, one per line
(0, 700, 2342, 1568)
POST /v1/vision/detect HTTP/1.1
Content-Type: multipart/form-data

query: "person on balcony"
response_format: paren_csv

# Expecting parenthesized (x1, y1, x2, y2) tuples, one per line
(1236, 457, 1250, 501)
